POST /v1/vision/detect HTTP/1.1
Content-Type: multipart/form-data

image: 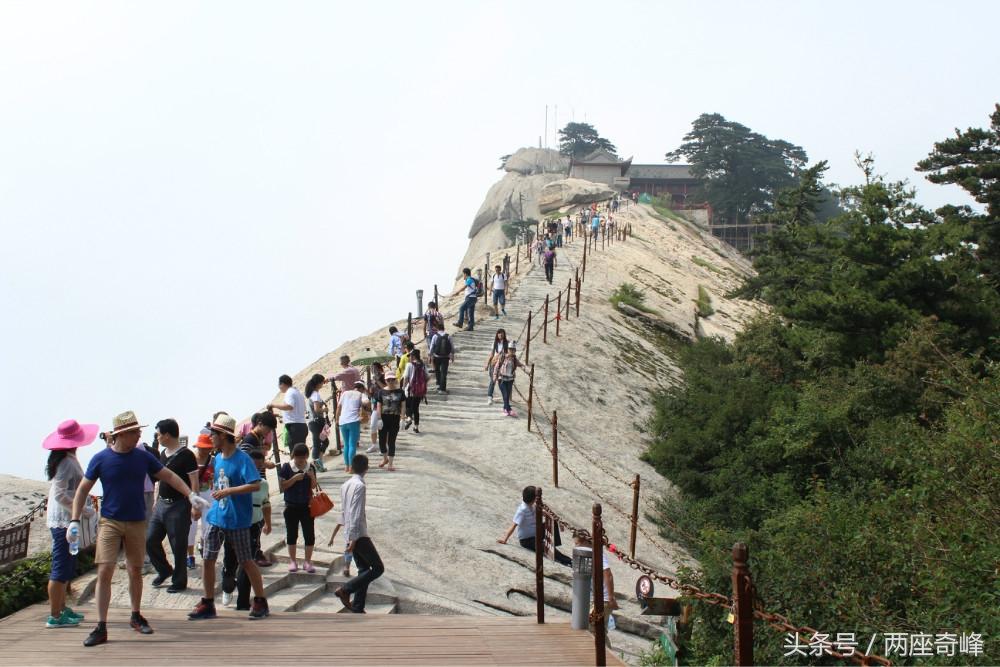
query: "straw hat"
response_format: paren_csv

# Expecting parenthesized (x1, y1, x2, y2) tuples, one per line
(109, 410, 147, 436)
(43, 419, 100, 451)
(209, 413, 237, 437)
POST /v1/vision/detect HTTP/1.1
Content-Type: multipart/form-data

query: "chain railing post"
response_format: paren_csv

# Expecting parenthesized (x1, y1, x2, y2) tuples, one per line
(566, 279, 572, 321)
(543, 294, 549, 343)
(407, 312, 413, 341)
(575, 277, 581, 317)
(592, 503, 607, 666)
(334, 383, 344, 456)
(551, 411, 559, 487)
(535, 486, 545, 624)
(582, 235, 588, 283)
(629, 474, 640, 559)
(525, 311, 532, 365)
(516, 244, 520, 275)
(434, 284, 439, 308)
(527, 363, 535, 432)
(732, 543, 754, 666)
(556, 291, 561, 337)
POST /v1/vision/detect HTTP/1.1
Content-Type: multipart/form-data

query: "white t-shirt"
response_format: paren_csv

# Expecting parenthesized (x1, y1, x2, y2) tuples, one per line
(339, 390, 364, 425)
(513, 501, 535, 540)
(492, 273, 507, 291)
(283, 387, 307, 424)
(308, 390, 323, 421)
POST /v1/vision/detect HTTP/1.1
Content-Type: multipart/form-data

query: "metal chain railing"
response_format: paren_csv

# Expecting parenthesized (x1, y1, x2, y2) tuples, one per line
(0, 498, 47, 530)
(541, 502, 893, 667)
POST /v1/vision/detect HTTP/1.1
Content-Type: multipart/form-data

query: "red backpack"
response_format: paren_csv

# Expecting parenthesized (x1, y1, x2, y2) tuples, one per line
(409, 362, 428, 398)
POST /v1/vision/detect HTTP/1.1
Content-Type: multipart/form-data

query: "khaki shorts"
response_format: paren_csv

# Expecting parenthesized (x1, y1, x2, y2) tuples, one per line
(95, 517, 147, 567)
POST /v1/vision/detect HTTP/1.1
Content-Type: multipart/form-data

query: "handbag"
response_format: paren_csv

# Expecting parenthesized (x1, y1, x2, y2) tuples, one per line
(309, 479, 334, 518)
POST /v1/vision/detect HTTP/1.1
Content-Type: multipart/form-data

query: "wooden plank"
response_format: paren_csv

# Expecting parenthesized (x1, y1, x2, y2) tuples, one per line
(0, 604, 623, 666)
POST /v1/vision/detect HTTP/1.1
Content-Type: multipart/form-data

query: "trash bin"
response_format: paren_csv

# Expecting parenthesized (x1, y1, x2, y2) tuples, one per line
(571, 546, 593, 630)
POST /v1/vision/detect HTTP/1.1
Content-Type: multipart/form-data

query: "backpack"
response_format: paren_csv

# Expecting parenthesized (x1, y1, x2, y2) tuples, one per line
(473, 278, 484, 298)
(431, 311, 445, 331)
(409, 362, 428, 398)
(432, 333, 453, 359)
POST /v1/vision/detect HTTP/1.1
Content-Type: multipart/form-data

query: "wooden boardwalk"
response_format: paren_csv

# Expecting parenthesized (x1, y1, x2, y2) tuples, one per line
(0, 605, 624, 666)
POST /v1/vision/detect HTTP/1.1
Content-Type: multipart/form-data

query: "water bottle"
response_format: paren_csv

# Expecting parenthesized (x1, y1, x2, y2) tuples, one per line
(67, 523, 80, 556)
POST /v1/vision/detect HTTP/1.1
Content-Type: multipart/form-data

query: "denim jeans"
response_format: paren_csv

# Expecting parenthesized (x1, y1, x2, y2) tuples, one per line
(499, 379, 514, 412)
(308, 418, 326, 460)
(457, 295, 477, 330)
(344, 536, 384, 612)
(146, 498, 191, 589)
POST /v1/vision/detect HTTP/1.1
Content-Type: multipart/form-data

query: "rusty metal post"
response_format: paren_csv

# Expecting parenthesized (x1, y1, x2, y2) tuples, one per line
(525, 311, 532, 365)
(565, 279, 572, 321)
(592, 503, 607, 666)
(366, 365, 372, 387)
(575, 277, 581, 317)
(527, 363, 535, 432)
(601, 224, 605, 251)
(483, 263, 489, 307)
(629, 474, 640, 559)
(535, 486, 545, 624)
(332, 386, 341, 454)
(433, 284, 439, 308)
(582, 235, 588, 283)
(551, 411, 558, 487)
(407, 312, 413, 341)
(556, 291, 561, 337)
(516, 245, 520, 275)
(732, 543, 754, 666)
(543, 294, 549, 343)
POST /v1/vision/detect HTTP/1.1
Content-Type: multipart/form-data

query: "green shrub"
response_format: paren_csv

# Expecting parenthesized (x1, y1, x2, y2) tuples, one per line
(610, 282, 656, 314)
(0, 550, 96, 618)
(691, 256, 723, 275)
(695, 285, 714, 317)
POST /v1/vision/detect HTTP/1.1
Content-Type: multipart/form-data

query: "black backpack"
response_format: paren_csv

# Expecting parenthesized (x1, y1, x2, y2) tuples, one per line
(433, 333, 453, 359)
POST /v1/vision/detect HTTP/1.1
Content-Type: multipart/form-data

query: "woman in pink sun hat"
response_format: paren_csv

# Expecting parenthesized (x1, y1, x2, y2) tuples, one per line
(42, 419, 99, 629)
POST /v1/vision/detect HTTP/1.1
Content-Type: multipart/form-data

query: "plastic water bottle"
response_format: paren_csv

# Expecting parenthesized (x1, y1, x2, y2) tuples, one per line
(67, 523, 80, 556)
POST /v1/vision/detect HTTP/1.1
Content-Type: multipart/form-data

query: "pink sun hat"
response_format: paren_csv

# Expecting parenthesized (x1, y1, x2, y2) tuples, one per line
(43, 419, 100, 451)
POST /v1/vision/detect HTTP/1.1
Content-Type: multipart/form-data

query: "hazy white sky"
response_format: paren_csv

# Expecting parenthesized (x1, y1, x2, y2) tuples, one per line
(1, 1, 997, 480)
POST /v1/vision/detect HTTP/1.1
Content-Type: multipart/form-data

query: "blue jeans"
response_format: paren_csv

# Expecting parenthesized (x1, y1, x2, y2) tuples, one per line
(499, 379, 514, 412)
(487, 368, 496, 398)
(492, 289, 506, 309)
(457, 295, 477, 330)
(340, 421, 361, 468)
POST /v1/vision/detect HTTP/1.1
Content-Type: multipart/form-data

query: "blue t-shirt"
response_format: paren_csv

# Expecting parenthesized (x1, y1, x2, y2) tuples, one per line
(206, 448, 261, 530)
(85, 446, 164, 521)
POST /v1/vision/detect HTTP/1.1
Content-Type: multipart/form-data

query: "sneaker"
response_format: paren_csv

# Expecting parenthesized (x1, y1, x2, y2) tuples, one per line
(255, 557, 273, 567)
(152, 572, 171, 588)
(403, 418, 412, 430)
(507, 409, 517, 417)
(288, 561, 298, 573)
(503, 409, 510, 416)
(166, 585, 187, 594)
(63, 606, 84, 621)
(502, 310, 507, 316)
(222, 591, 233, 606)
(452, 322, 462, 328)
(188, 598, 218, 620)
(46, 610, 80, 628)
(366, 444, 378, 454)
(487, 397, 494, 405)
(141, 562, 154, 575)
(303, 561, 316, 574)
(313, 458, 326, 472)
(186, 555, 196, 570)
(248, 597, 270, 620)
(129, 613, 154, 635)
(83, 625, 108, 647)
(413, 427, 420, 434)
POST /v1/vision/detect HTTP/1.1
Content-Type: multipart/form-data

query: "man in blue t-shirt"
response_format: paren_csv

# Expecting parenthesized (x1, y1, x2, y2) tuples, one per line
(70, 410, 206, 647)
(188, 414, 270, 621)
(453, 267, 478, 332)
